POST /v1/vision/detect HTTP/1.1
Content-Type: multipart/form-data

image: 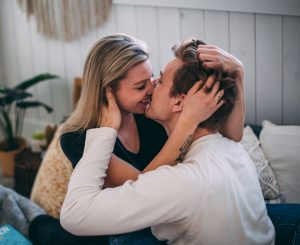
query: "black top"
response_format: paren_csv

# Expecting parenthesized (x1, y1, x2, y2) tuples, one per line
(60, 114, 168, 171)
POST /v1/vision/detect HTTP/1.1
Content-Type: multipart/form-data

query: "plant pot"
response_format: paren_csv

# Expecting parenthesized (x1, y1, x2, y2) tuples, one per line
(0, 138, 27, 177)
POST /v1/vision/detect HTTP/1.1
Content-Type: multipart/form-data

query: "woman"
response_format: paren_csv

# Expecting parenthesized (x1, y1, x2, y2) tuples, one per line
(29, 34, 245, 245)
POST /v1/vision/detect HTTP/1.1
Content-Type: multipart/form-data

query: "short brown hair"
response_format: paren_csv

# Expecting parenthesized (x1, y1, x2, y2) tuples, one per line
(171, 38, 237, 130)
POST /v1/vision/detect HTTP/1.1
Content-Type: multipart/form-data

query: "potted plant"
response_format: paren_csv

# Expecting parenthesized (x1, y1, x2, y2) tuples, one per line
(0, 73, 58, 176)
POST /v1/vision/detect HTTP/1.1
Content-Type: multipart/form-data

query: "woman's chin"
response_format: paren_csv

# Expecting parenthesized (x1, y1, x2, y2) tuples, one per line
(135, 102, 149, 114)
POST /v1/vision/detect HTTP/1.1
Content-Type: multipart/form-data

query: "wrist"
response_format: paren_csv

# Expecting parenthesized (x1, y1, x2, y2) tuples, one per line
(176, 116, 198, 135)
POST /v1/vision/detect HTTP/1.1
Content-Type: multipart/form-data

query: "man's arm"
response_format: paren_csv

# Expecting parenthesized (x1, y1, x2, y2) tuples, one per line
(60, 128, 191, 236)
(198, 45, 245, 141)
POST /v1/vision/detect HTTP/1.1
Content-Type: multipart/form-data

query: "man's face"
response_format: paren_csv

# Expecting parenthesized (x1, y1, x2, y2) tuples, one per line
(145, 58, 183, 124)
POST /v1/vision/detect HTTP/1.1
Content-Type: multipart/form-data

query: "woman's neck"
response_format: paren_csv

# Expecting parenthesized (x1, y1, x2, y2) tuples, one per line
(118, 111, 140, 154)
(119, 111, 134, 131)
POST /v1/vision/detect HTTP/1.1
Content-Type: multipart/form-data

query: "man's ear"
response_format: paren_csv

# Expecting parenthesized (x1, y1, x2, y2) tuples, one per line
(171, 94, 185, 113)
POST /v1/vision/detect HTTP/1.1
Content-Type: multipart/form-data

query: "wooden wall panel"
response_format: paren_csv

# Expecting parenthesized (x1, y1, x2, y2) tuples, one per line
(11, 0, 39, 123)
(283, 17, 300, 124)
(229, 13, 256, 124)
(158, 8, 181, 69)
(204, 11, 229, 50)
(136, 6, 160, 77)
(98, 5, 117, 37)
(1, 2, 300, 133)
(28, 16, 54, 124)
(47, 39, 69, 124)
(256, 14, 283, 124)
(180, 9, 204, 40)
(1, 0, 19, 86)
(115, 5, 137, 37)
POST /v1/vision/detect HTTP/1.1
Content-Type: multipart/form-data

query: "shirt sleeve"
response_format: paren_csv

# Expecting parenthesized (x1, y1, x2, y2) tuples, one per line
(60, 127, 192, 236)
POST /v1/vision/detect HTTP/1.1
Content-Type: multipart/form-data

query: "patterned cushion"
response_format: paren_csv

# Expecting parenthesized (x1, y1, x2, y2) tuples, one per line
(240, 126, 280, 200)
(30, 125, 73, 218)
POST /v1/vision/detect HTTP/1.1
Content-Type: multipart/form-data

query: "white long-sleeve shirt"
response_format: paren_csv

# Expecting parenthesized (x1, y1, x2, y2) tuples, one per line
(60, 127, 275, 245)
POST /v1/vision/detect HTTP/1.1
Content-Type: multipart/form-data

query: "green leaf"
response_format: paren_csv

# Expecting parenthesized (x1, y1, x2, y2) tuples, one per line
(16, 100, 53, 113)
(0, 90, 32, 106)
(14, 73, 59, 90)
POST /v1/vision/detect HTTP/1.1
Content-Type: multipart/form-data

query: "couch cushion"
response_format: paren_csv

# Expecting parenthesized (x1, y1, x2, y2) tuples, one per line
(240, 126, 280, 200)
(260, 120, 300, 204)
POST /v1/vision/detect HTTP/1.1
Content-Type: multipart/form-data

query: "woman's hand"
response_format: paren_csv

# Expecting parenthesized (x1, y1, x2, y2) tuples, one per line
(98, 87, 121, 131)
(198, 44, 244, 80)
(178, 74, 225, 130)
(198, 44, 245, 141)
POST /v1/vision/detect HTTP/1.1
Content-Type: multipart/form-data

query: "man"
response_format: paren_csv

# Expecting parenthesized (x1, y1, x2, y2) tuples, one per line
(60, 38, 275, 245)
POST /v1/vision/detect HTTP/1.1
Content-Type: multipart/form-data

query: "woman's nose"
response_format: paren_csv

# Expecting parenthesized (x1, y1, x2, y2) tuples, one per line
(146, 80, 155, 95)
(151, 78, 158, 87)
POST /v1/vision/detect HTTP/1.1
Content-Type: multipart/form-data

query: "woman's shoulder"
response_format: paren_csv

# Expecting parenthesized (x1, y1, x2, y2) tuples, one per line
(60, 130, 86, 168)
(61, 130, 86, 145)
(134, 114, 165, 132)
(134, 114, 168, 144)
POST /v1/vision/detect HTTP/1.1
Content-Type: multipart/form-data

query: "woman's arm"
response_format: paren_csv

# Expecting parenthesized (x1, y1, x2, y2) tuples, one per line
(198, 45, 245, 141)
(102, 81, 224, 187)
(61, 127, 193, 236)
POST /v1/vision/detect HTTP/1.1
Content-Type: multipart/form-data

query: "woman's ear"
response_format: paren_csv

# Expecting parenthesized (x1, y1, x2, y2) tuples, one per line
(171, 94, 185, 113)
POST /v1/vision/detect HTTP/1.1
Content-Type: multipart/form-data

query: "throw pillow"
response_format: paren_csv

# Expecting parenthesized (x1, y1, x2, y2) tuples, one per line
(260, 120, 300, 203)
(240, 126, 280, 200)
(30, 125, 73, 218)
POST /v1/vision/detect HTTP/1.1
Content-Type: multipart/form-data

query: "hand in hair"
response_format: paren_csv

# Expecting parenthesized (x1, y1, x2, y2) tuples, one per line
(197, 44, 244, 79)
(178, 75, 225, 128)
(98, 87, 121, 131)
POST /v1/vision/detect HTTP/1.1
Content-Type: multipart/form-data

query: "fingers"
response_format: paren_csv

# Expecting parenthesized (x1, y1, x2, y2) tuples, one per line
(198, 44, 218, 49)
(204, 74, 216, 91)
(187, 80, 202, 95)
(210, 80, 220, 96)
(215, 89, 224, 104)
(199, 53, 218, 62)
(106, 87, 117, 109)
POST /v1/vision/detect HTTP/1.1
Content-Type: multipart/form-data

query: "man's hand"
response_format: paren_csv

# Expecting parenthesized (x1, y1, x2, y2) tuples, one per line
(179, 74, 225, 129)
(198, 44, 244, 80)
(98, 87, 121, 131)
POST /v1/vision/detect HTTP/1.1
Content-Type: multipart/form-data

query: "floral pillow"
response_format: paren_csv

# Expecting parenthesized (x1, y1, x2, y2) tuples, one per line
(240, 126, 280, 200)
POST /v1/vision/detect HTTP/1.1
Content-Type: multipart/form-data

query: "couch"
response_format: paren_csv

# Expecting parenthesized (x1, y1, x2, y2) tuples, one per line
(243, 121, 300, 244)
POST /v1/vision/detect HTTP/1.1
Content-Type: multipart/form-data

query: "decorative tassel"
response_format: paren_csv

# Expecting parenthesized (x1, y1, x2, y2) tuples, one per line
(17, 0, 112, 41)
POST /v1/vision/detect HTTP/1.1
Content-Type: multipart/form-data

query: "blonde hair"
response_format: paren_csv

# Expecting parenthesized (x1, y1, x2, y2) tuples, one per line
(61, 34, 148, 134)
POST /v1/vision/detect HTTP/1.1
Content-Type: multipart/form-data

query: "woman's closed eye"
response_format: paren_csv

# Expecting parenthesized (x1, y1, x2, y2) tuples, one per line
(136, 83, 146, 90)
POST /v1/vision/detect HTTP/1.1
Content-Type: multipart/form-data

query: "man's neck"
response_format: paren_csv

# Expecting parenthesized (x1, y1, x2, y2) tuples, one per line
(163, 116, 217, 144)
(191, 128, 217, 143)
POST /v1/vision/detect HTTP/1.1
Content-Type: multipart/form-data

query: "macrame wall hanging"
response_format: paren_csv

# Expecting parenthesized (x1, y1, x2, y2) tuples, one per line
(17, 0, 112, 41)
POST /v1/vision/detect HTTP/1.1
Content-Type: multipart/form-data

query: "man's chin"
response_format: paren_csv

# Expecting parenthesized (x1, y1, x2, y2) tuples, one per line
(145, 107, 156, 120)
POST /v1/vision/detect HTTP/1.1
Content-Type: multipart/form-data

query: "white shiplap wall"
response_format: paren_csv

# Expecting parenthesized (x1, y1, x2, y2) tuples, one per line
(0, 1, 300, 140)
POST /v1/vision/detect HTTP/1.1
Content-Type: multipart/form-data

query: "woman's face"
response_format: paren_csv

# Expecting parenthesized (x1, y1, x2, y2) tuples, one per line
(115, 60, 153, 114)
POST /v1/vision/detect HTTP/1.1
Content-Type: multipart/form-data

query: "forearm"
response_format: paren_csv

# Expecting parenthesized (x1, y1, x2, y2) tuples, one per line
(220, 71, 245, 142)
(105, 118, 197, 186)
(61, 127, 183, 235)
(104, 155, 141, 187)
(61, 127, 117, 233)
